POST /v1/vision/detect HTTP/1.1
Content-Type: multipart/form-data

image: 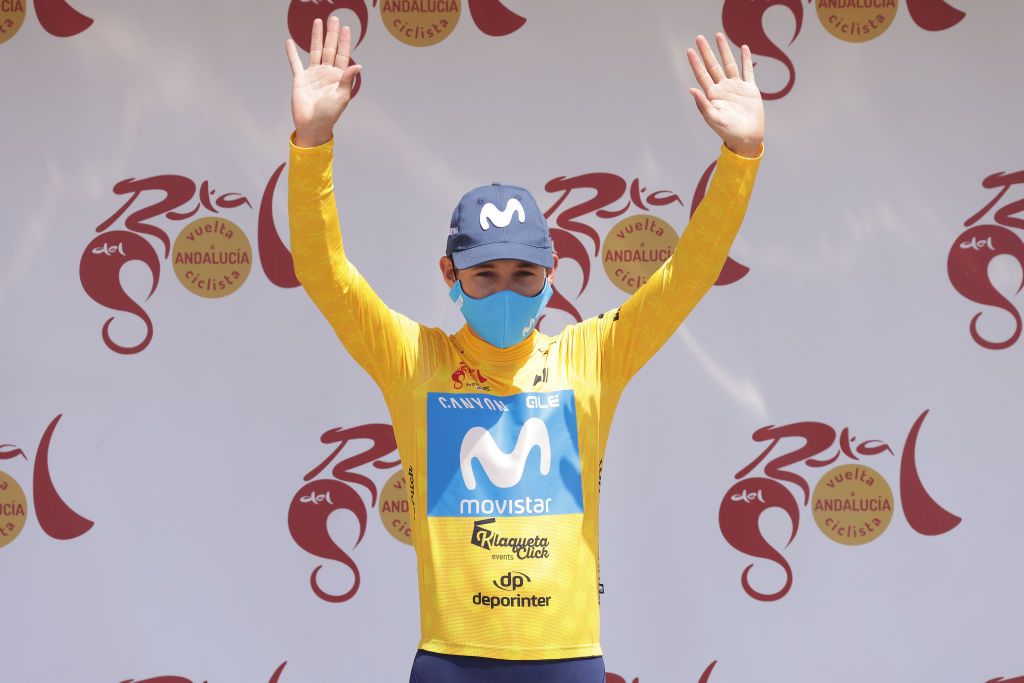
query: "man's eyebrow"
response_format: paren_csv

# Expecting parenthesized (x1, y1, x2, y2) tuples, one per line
(516, 261, 540, 268)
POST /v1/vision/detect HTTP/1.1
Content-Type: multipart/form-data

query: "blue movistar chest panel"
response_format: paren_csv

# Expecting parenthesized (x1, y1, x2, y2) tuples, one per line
(426, 390, 583, 517)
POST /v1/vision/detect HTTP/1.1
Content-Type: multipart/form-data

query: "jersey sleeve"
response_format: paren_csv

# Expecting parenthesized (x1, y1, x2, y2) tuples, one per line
(288, 131, 439, 392)
(576, 141, 763, 389)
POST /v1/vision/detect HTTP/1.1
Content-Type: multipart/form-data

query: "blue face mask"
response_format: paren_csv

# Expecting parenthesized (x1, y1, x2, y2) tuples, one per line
(449, 279, 554, 349)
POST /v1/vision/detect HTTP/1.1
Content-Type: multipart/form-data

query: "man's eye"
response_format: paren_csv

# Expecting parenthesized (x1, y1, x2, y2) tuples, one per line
(476, 272, 495, 278)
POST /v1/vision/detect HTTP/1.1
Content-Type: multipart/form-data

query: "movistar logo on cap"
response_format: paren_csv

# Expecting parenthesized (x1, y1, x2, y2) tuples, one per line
(446, 183, 554, 269)
(479, 198, 526, 231)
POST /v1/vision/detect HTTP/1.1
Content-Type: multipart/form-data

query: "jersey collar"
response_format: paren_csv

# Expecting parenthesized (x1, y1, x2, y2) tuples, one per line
(454, 324, 540, 364)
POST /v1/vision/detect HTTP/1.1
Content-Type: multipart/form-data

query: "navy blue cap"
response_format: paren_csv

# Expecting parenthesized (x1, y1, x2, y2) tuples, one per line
(446, 182, 554, 269)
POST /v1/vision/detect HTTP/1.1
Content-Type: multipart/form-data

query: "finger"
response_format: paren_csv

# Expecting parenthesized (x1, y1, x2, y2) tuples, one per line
(308, 18, 323, 67)
(339, 63, 362, 91)
(688, 87, 714, 120)
(741, 44, 756, 83)
(336, 25, 351, 70)
(715, 32, 739, 79)
(696, 34, 725, 84)
(322, 15, 340, 68)
(687, 47, 715, 94)
(285, 39, 304, 78)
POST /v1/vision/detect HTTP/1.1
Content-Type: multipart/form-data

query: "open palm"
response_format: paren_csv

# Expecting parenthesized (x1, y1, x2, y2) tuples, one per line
(285, 16, 362, 147)
(687, 33, 764, 157)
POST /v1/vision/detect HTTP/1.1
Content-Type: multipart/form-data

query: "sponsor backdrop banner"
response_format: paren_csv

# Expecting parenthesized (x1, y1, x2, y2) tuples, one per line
(2, 0, 1022, 681)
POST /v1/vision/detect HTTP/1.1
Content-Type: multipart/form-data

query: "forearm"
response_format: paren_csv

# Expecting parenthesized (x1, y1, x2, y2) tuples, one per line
(288, 130, 354, 302)
(286, 130, 423, 389)
(665, 140, 763, 293)
(287, 128, 379, 370)
(598, 141, 763, 385)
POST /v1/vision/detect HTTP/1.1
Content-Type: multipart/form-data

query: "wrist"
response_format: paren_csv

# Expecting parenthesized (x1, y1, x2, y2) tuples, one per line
(725, 139, 763, 158)
(294, 127, 334, 148)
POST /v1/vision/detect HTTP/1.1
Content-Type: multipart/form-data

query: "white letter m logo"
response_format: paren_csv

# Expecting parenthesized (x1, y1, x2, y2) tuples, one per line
(479, 198, 526, 231)
(460, 418, 551, 489)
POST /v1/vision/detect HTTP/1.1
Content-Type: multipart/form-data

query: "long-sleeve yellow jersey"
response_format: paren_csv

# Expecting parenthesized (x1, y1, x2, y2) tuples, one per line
(288, 131, 762, 660)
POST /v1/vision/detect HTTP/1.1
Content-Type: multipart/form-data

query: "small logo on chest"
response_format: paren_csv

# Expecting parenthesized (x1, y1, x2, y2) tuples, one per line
(452, 360, 491, 391)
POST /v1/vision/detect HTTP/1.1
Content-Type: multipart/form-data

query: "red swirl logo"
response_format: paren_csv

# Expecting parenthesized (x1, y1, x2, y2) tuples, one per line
(79, 161, 312, 354)
(948, 170, 1024, 349)
(721, 0, 965, 100)
(288, 423, 401, 603)
(1, 413, 94, 544)
(0, 0, 93, 44)
(286, 0, 526, 94)
(718, 410, 960, 601)
(119, 661, 287, 683)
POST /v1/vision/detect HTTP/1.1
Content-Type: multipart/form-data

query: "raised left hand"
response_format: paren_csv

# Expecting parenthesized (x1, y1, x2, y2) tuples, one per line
(687, 33, 765, 157)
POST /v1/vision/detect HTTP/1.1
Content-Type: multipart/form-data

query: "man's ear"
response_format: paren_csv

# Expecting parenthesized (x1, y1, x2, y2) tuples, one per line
(547, 251, 559, 284)
(439, 255, 457, 289)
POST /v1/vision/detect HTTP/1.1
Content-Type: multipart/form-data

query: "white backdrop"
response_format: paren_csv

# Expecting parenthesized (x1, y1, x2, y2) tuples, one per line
(2, 1, 1022, 681)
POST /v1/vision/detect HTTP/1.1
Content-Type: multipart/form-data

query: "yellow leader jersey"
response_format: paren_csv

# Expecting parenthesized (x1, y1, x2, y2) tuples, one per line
(288, 131, 762, 660)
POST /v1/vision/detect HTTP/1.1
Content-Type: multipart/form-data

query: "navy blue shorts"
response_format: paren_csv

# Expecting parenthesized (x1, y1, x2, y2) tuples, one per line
(409, 649, 606, 683)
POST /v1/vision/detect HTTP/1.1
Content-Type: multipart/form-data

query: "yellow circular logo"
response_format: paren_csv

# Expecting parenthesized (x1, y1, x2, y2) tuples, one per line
(0, 0, 27, 44)
(812, 464, 893, 545)
(0, 471, 28, 549)
(379, 469, 413, 545)
(380, 0, 460, 47)
(602, 214, 678, 294)
(172, 217, 252, 298)
(816, 0, 899, 43)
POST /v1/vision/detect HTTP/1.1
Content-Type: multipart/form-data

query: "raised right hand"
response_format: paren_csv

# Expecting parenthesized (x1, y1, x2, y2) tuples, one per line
(285, 16, 362, 147)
